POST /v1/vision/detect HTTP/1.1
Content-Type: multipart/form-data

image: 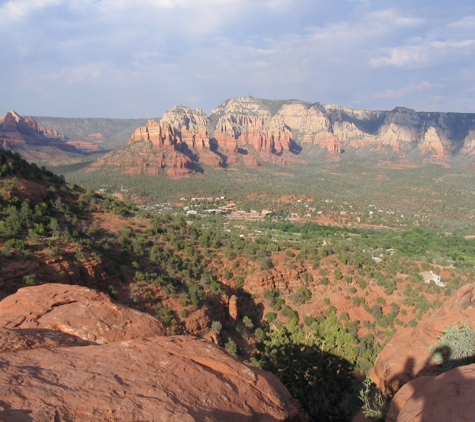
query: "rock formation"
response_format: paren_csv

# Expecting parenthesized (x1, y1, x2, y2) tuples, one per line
(0, 111, 104, 165)
(0, 284, 307, 421)
(116, 96, 475, 177)
(7, 97, 475, 176)
(0, 284, 166, 344)
(93, 105, 226, 177)
(371, 283, 475, 396)
(229, 294, 238, 321)
(387, 365, 475, 422)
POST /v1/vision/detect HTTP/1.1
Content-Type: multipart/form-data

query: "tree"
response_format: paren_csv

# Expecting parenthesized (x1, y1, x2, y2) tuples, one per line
(210, 320, 222, 335)
(225, 338, 238, 356)
(253, 326, 354, 421)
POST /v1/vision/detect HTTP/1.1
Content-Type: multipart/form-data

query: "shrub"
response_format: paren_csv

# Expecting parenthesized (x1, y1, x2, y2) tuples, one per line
(225, 338, 238, 356)
(255, 327, 266, 342)
(242, 316, 254, 329)
(357, 278, 367, 289)
(291, 286, 312, 305)
(265, 312, 277, 323)
(359, 376, 388, 421)
(211, 320, 222, 335)
(23, 274, 36, 286)
(430, 322, 475, 371)
(281, 306, 297, 321)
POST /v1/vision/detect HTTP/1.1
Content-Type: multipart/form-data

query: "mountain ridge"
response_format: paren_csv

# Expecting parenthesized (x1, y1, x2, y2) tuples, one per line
(85, 96, 475, 177)
(3, 96, 475, 175)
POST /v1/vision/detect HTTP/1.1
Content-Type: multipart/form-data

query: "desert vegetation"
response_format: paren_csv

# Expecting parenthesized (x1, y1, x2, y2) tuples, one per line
(2, 149, 475, 420)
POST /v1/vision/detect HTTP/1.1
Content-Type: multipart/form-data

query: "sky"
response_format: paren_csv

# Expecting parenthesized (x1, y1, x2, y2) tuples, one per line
(1, 0, 475, 118)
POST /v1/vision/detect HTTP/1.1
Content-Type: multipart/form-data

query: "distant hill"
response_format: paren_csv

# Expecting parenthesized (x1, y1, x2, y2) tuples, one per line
(32, 116, 153, 150)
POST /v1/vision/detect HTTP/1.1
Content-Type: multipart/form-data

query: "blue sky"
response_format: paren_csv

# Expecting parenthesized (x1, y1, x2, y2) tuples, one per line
(1, 0, 474, 117)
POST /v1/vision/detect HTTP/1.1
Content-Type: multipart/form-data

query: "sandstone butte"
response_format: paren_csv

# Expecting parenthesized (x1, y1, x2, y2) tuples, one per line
(5, 97, 475, 177)
(369, 283, 475, 422)
(88, 96, 475, 177)
(0, 284, 307, 422)
(0, 111, 100, 153)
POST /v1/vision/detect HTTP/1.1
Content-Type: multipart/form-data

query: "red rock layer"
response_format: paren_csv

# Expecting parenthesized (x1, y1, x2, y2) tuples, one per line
(0, 284, 166, 345)
(0, 284, 308, 421)
(126, 119, 223, 175)
(314, 132, 343, 153)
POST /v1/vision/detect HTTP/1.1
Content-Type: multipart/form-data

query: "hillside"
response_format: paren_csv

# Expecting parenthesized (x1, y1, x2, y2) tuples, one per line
(2, 149, 475, 420)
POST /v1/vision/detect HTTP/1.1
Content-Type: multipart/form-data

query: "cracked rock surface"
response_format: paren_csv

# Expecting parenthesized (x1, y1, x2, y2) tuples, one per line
(0, 284, 306, 421)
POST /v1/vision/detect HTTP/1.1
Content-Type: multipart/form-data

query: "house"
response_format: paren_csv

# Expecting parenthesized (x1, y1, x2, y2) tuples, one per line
(421, 271, 445, 287)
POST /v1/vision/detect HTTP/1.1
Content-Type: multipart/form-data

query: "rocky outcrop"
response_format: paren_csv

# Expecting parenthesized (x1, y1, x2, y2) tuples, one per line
(182, 296, 227, 336)
(229, 294, 238, 321)
(0, 284, 307, 421)
(419, 126, 450, 160)
(88, 122, 196, 177)
(0, 336, 306, 421)
(64, 140, 102, 151)
(371, 283, 475, 397)
(314, 132, 343, 153)
(111, 106, 225, 175)
(0, 111, 38, 134)
(128, 119, 179, 149)
(0, 284, 166, 344)
(38, 126, 60, 137)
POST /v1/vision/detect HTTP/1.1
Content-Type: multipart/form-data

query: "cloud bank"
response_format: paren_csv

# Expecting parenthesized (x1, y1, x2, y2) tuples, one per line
(1, 0, 474, 117)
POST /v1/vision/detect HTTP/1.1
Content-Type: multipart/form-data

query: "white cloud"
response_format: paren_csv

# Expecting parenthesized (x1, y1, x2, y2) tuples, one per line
(448, 15, 475, 28)
(373, 81, 444, 99)
(1, 1, 475, 116)
(367, 9, 424, 27)
(0, 0, 61, 26)
(370, 39, 475, 68)
(42, 62, 109, 84)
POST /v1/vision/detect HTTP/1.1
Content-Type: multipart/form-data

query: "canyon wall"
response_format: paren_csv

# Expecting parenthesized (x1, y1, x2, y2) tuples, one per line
(131, 97, 475, 174)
